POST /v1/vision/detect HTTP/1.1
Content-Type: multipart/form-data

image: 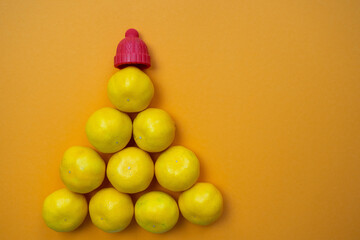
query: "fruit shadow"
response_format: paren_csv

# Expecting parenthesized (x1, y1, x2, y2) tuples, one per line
(59, 213, 92, 237)
(130, 176, 181, 203)
(117, 215, 139, 234)
(192, 150, 208, 182)
(75, 214, 92, 232)
(85, 175, 112, 201)
(145, 77, 162, 110)
(171, 119, 184, 146)
(147, 81, 163, 109)
(172, 213, 188, 232)
(218, 188, 229, 223)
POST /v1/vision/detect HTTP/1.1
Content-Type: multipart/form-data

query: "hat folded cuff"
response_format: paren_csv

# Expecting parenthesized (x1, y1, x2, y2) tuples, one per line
(114, 54, 151, 69)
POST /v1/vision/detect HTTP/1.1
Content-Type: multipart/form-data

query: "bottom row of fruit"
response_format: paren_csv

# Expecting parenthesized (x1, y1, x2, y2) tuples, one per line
(43, 182, 223, 233)
(42, 145, 223, 233)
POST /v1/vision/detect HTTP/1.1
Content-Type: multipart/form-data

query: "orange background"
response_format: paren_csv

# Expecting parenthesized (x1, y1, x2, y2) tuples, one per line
(0, 0, 360, 239)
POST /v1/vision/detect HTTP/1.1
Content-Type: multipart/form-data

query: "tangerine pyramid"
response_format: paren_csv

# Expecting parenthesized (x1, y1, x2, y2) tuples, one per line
(42, 29, 223, 234)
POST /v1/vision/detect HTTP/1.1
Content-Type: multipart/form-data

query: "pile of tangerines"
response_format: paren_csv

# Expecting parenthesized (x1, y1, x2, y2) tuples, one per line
(42, 30, 223, 234)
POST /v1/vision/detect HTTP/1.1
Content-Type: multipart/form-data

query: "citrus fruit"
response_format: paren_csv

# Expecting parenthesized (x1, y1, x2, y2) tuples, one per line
(108, 66, 154, 113)
(89, 188, 134, 233)
(155, 146, 200, 192)
(178, 182, 223, 225)
(42, 188, 87, 232)
(133, 108, 175, 152)
(60, 146, 105, 193)
(135, 191, 179, 233)
(107, 147, 154, 193)
(86, 107, 132, 153)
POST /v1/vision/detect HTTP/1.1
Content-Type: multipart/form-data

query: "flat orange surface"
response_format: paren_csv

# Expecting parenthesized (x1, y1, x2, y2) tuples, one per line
(1, 0, 360, 239)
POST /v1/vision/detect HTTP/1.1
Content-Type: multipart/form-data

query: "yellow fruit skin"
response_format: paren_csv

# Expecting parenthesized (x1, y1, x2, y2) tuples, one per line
(135, 191, 179, 233)
(86, 107, 132, 153)
(133, 108, 176, 152)
(108, 66, 154, 113)
(178, 183, 223, 226)
(60, 146, 105, 194)
(89, 188, 134, 233)
(107, 147, 154, 194)
(42, 188, 87, 232)
(155, 146, 200, 192)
